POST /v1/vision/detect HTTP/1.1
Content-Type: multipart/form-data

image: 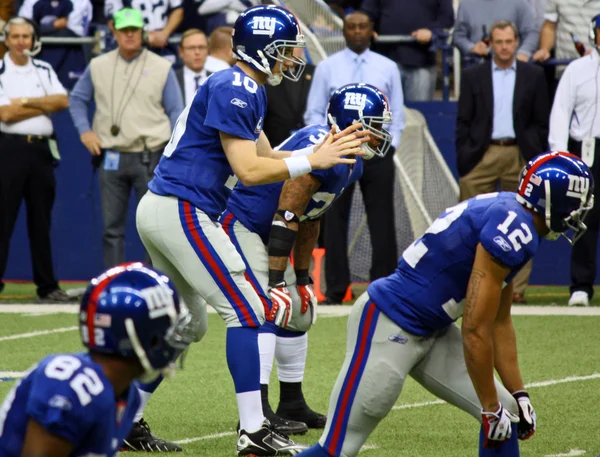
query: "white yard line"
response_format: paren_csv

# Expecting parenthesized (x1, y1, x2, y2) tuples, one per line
(172, 372, 600, 445)
(0, 371, 25, 379)
(0, 326, 77, 342)
(545, 450, 587, 457)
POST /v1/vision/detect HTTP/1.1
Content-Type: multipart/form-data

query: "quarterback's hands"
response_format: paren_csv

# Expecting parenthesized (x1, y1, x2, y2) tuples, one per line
(80, 131, 103, 156)
(296, 271, 317, 325)
(267, 281, 293, 328)
(481, 402, 519, 448)
(512, 391, 536, 440)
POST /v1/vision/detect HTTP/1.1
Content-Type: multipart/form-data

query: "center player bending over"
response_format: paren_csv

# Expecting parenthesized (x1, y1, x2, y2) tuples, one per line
(136, 5, 369, 455)
(297, 151, 594, 457)
(222, 83, 392, 435)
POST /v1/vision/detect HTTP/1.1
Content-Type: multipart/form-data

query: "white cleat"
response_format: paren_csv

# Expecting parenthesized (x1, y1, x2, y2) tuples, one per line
(568, 291, 590, 307)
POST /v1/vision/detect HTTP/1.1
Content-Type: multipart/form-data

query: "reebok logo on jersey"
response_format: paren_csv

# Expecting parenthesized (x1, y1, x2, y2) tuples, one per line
(231, 98, 248, 109)
(493, 236, 512, 252)
(388, 334, 408, 344)
(252, 16, 277, 36)
(48, 394, 73, 411)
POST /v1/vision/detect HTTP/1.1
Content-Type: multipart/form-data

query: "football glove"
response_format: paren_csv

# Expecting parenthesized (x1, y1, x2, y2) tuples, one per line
(512, 390, 536, 440)
(481, 402, 519, 448)
(267, 281, 293, 328)
(296, 270, 317, 324)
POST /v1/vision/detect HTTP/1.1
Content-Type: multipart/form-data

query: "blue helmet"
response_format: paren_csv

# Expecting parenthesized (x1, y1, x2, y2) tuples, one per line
(232, 5, 306, 86)
(516, 151, 594, 243)
(326, 83, 393, 159)
(79, 262, 193, 380)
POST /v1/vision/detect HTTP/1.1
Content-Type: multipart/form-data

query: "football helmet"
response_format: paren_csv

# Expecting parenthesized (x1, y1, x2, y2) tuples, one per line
(232, 4, 306, 86)
(79, 262, 194, 381)
(516, 151, 594, 243)
(326, 83, 393, 159)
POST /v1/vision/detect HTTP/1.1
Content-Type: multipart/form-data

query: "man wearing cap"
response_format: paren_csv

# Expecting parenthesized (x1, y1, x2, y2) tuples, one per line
(69, 5, 184, 316)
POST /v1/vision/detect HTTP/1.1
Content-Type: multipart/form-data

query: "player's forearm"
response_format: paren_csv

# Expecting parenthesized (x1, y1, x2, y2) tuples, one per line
(493, 317, 525, 393)
(462, 268, 501, 410)
(268, 215, 298, 274)
(293, 220, 320, 270)
(24, 95, 69, 113)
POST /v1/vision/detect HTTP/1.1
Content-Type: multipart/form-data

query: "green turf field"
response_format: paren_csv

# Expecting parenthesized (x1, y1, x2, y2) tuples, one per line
(0, 281, 595, 306)
(1, 305, 599, 456)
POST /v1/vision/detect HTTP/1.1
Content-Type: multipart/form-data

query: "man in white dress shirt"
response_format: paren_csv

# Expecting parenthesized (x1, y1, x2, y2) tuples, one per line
(0, 17, 70, 302)
(548, 14, 600, 307)
(176, 28, 211, 106)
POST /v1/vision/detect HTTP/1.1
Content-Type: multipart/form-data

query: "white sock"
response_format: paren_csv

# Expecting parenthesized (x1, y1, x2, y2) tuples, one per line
(134, 388, 153, 423)
(275, 333, 308, 383)
(237, 390, 265, 433)
(258, 331, 276, 384)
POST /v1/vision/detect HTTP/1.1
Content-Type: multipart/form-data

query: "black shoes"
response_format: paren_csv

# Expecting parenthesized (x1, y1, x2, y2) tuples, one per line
(237, 420, 308, 456)
(120, 418, 182, 452)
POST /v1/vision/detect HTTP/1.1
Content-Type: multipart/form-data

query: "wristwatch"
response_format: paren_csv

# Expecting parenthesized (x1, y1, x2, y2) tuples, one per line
(20, 98, 28, 106)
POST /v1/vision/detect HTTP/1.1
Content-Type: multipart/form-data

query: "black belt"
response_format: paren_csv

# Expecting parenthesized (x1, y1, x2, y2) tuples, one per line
(490, 138, 517, 146)
(1, 132, 49, 144)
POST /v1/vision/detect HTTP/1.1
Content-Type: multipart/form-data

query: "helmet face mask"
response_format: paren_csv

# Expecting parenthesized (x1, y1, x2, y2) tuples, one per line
(517, 151, 595, 244)
(326, 83, 393, 159)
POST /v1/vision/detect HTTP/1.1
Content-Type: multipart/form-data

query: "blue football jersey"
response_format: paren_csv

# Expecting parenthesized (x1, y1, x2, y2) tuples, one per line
(226, 124, 364, 244)
(368, 192, 540, 336)
(0, 353, 140, 457)
(149, 67, 268, 220)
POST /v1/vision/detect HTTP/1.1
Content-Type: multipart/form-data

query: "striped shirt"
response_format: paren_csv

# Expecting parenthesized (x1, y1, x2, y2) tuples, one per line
(544, 0, 600, 60)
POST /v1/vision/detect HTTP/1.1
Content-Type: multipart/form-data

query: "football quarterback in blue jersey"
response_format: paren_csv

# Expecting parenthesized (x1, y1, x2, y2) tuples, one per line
(136, 5, 369, 456)
(0, 263, 193, 457)
(297, 151, 594, 457)
(222, 83, 392, 436)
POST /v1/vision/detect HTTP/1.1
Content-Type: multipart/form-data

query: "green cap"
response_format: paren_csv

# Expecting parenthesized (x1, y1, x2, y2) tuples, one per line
(113, 8, 144, 30)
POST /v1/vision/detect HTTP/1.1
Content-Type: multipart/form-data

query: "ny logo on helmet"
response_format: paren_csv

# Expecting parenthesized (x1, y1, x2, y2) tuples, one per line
(566, 175, 590, 198)
(141, 285, 176, 319)
(252, 17, 277, 36)
(343, 92, 367, 110)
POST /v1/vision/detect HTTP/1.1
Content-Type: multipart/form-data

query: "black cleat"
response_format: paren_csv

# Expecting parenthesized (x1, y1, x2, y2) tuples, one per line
(237, 420, 308, 456)
(276, 404, 327, 430)
(258, 383, 308, 435)
(120, 418, 182, 452)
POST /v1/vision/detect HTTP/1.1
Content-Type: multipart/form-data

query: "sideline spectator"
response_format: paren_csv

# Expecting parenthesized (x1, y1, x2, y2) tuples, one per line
(456, 20, 549, 303)
(533, 1, 600, 64)
(548, 15, 600, 306)
(69, 8, 183, 272)
(304, 11, 405, 304)
(205, 25, 235, 73)
(453, 0, 539, 62)
(361, 0, 454, 101)
(176, 28, 211, 106)
(105, 0, 183, 62)
(0, 17, 71, 303)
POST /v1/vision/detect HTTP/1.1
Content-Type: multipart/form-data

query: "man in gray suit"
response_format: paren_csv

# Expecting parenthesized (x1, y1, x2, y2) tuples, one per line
(176, 28, 211, 106)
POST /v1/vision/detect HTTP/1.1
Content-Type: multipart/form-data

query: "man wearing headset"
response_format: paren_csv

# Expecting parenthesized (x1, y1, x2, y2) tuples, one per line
(0, 17, 71, 303)
(549, 13, 600, 307)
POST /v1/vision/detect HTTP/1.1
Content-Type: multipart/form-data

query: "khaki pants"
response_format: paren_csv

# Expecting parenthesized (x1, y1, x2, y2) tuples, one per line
(458, 145, 531, 295)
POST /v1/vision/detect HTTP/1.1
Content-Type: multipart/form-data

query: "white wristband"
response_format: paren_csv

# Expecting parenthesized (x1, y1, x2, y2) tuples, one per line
(291, 146, 314, 157)
(284, 156, 312, 178)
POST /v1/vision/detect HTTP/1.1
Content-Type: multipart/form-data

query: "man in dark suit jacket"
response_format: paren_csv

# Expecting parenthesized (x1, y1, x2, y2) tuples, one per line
(175, 28, 212, 107)
(456, 20, 549, 303)
(263, 62, 316, 147)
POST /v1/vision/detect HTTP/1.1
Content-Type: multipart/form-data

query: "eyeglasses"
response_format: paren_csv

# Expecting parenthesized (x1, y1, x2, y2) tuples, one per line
(181, 45, 208, 52)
